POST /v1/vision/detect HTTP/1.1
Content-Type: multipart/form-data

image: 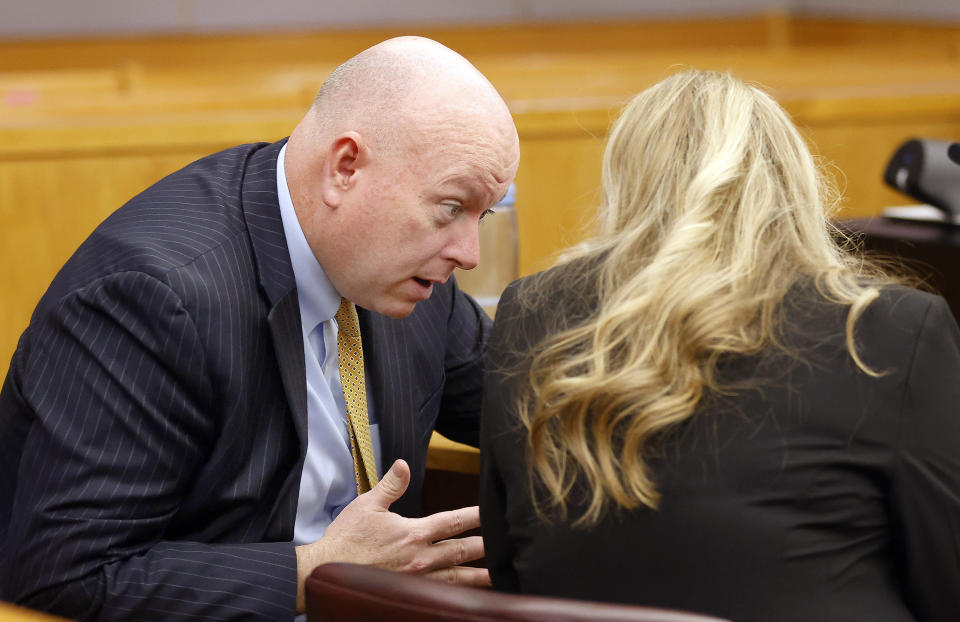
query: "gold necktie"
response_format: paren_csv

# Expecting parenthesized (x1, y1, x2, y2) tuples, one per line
(335, 298, 379, 494)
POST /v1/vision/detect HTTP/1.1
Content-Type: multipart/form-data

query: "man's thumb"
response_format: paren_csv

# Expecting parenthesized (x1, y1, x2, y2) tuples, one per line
(367, 459, 410, 509)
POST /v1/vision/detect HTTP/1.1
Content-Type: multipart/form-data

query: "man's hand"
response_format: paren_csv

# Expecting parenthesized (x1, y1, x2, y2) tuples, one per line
(294, 459, 489, 613)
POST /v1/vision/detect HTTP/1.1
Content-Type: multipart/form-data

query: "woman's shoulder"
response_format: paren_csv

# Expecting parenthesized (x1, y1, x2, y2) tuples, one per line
(862, 284, 950, 328)
(490, 258, 600, 358)
(785, 281, 945, 327)
(502, 256, 600, 308)
(826, 283, 956, 372)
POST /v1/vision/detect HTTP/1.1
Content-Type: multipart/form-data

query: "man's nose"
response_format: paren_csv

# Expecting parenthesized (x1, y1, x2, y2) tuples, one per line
(447, 220, 481, 271)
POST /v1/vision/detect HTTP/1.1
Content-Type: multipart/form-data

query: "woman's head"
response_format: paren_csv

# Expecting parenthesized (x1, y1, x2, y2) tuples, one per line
(597, 69, 839, 287)
(519, 70, 888, 526)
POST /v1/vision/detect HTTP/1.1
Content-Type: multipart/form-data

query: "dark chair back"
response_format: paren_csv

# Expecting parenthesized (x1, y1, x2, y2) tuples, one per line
(306, 562, 731, 622)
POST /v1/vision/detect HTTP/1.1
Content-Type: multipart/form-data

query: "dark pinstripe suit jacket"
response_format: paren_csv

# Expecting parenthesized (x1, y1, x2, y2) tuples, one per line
(0, 140, 490, 621)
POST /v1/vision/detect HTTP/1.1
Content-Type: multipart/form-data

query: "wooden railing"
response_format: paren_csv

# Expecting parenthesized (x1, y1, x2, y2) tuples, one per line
(2, 16, 960, 379)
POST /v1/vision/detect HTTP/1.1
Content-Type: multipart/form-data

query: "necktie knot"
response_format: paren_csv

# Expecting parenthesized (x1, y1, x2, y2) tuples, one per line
(335, 297, 360, 342)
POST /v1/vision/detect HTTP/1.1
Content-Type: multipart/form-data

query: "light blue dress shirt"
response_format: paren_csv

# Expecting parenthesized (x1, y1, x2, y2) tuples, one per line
(275, 145, 381, 546)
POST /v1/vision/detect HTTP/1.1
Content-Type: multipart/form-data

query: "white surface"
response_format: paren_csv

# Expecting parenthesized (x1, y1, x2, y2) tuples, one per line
(881, 204, 960, 225)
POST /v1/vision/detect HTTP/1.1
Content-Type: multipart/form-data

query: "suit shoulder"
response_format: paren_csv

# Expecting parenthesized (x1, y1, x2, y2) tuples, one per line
(491, 259, 599, 364)
(105, 142, 274, 242)
(499, 258, 599, 323)
(838, 284, 953, 376)
(33, 143, 280, 319)
(861, 284, 946, 329)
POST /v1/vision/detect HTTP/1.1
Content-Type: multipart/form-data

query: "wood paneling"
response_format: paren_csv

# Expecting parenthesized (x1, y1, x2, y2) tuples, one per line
(2, 17, 959, 379)
(0, 16, 784, 73)
(513, 124, 607, 275)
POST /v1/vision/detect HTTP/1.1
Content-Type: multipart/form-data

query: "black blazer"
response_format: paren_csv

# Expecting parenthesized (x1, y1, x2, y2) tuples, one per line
(0, 140, 490, 621)
(481, 265, 960, 622)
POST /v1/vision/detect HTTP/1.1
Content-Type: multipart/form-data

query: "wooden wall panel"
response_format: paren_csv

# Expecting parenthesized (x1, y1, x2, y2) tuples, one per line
(513, 129, 606, 276)
(1, 17, 959, 381)
(0, 17, 784, 72)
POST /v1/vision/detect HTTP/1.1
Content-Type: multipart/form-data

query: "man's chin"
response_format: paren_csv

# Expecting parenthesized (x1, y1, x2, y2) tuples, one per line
(381, 306, 415, 319)
(358, 281, 435, 318)
(366, 298, 418, 319)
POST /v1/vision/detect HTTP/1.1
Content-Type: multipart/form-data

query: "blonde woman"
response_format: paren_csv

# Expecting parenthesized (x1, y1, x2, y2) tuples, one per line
(480, 70, 960, 622)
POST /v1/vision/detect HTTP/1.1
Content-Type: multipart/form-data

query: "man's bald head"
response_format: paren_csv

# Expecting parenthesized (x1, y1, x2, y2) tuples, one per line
(307, 36, 514, 155)
(285, 36, 519, 317)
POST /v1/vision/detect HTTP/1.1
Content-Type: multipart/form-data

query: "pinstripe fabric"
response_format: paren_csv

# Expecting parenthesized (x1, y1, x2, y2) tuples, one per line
(358, 271, 489, 519)
(0, 139, 490, 620)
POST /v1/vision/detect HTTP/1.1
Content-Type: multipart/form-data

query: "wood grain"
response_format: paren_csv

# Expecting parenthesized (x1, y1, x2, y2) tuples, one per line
(1, 17, 959, 381)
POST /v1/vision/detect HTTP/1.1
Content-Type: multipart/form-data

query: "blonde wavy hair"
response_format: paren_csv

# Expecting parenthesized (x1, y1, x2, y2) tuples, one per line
(519, 69, 890, 526)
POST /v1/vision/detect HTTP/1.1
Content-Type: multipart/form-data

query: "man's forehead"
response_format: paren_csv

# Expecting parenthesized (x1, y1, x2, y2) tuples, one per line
(395, 106, 517, 194)
(435, 172, 506, 201)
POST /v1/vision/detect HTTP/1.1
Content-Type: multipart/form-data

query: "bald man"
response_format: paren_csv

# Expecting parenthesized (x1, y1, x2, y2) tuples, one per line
(0, 37, 520, 621)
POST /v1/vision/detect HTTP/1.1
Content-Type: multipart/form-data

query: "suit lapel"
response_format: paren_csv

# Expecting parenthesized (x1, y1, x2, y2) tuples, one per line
(239, 139, 309, 518)
(266, 291, 307, 450)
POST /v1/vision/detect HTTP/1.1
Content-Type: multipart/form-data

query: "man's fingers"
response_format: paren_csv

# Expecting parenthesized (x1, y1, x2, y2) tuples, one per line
(424, 565, 492, 588)
(420, 505, 481, 541)
(428, 534, 485, 568)
(365, 459, 410, 510)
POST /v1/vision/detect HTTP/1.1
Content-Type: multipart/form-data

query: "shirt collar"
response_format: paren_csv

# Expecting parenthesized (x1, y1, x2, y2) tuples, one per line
(276, 144, 341, 334)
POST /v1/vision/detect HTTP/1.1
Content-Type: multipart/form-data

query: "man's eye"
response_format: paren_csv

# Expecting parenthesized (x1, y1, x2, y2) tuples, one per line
(442, 203, 462, 218)
(480, 208, 496, 222)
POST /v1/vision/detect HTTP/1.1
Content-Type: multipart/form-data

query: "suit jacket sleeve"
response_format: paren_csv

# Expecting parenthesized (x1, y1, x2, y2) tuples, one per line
(890, 295, 960, 620)
(3, 271, 297, 621)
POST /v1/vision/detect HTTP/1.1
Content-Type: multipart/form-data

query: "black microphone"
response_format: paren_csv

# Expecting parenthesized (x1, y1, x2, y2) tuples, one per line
(949, 142, 960, 166)
(883, 138, 960, 219)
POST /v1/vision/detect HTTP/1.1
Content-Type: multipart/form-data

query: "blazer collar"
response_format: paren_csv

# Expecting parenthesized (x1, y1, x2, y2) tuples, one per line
(241, 137, 295, 308)
(239, 138, 309, 479)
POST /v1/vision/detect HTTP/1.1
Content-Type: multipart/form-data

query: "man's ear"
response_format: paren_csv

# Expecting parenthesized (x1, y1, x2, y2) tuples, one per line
(322, 131, 365, 208)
